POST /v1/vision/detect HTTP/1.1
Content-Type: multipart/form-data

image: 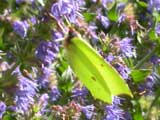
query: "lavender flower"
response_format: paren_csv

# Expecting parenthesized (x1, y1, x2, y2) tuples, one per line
(102, 0, 114, 8)
(13, 20, 29, 38)
(51, 30, 64, 40)
(35, 94, 49, 116)
(30, 17, 37, 25)
(51, 0, 82, 23)
(13, 67, 37, 114)
(49, 87, 61, 102)
(104, 97, 127, 120)
(35, 40, 59, 66)
(150, 55, 160, 65)
(72, 87, 88, 98)
(119, 37, 136, 58)
(37, 67, 51, 89)
(118, 14, 126, 24)
(0, 102, 6, 119)
(104, 105, 125, 120)
(114, 63, 130, 80)
(16, 0, 34, 4)
(155, 24, 160, 35)
(97, 14, 110, 29)
(105, 54, 115, 63)
(149, 0, 160, 11)
(117, 3, 125, 12)
(139, 75, 155, 95)
(81, 105, 95, 119)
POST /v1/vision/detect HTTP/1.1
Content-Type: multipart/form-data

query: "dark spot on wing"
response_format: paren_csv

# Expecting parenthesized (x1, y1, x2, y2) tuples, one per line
(100, 64, 104, 67)
(91, 76, 96, 81)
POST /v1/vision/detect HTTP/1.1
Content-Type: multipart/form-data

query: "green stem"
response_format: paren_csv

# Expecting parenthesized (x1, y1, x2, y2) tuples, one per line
(134, 46, 157, 69)
(145, 89, 160, 119)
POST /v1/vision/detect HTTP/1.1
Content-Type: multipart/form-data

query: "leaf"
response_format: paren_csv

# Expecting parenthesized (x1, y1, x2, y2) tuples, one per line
(64, 32, 132, 103)
(37, 0, 45, 6)
(83, 12, 96, 22)
(0, 28, 4, 49)
(130, 69, 151, 83)
(136, 0, 148, 8)
(107, 3, 119, 22)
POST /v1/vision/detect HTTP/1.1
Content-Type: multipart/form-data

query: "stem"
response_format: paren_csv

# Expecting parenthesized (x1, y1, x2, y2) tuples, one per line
(145, 89, 160, 119)
(134, 46, 157, 69)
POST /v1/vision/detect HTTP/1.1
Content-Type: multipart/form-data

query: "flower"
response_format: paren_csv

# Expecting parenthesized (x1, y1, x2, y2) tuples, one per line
(155, 24, 160, 35)
(104, 105, 125, 120)
(49, 87, 61, 102)
(149, 0, 160, 11)
(51, 0, 82, 23)
(150, 55, 160, 65)
(0, 102, 6, 119)
(16, 0, 34, 4)
(119, 37, 136, 58)
(13, 67, 37, 114)
(105, 54, 115, 63)
(81, 105, 95, 119)
(114, 63, 130, 80)
(104, 97, 127, 120)
(37, 67, 51, 89)
(13, 20, 29, 38)
(72, 87, 88, 98)
(35, 93, 49, 116)
(30, 17, 37, 25)
(97, 14, 110, 29)
(118, 14, 126, 24)
(51, 30, 64, 40)
(117, 3, 125, 12)
(138, 75, 155, 95)
(102, 0, 114, 8)
(35, 40, 59, 66)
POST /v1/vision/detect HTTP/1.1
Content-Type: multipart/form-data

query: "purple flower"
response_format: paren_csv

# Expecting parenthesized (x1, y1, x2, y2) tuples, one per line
(102, 0, 114, 8)
(112, 96, 124, 106)
(35, 41, 59, 66)
(30, 17, 37, 25)
(51, 30, 64, 40)
(149, 0, 160, 11)
(104, 97, 131, 120)
(81, 105, 95, 119)
(37, 67, 51, 89)
(13, 20, 29, 38)
(150, 55, 160, 65)
(49, 87, 61, 102)
(114, 63, 130, 80)
(97, 14, 110, 29)
(36, 94, 49, 116)
(105, 54, 115, 63)
(72, 87, 88, 98)
(104, 105, 125, 120)
(16, 0, 34, 4)
(51, 0, 82, 23)
(0, 102, 6, 119)
(13, 67, 37, 113)
(139, 75, 155, 95)
(155, 24, 160, 35)
(117, 3, 125, 12)
(119, 37, 136, 58)
(118, 14, 126, 24)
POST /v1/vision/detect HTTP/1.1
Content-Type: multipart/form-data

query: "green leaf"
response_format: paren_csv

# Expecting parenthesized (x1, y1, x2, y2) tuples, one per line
(149, 29, 157, 40)
(0, 28, 4, 49)
(107, 3, 119, 22)
(136, 0, 148, 8)
(64, 33, 132, 103)
(130, 69, 151, 83)
(83, 12, 96, 22)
